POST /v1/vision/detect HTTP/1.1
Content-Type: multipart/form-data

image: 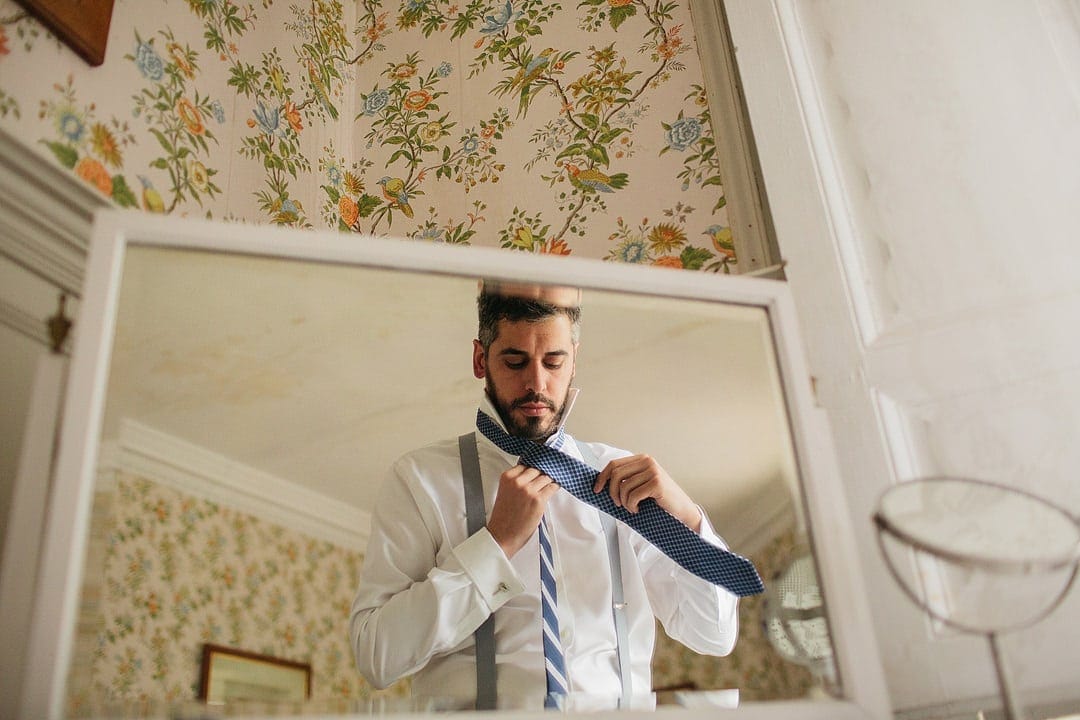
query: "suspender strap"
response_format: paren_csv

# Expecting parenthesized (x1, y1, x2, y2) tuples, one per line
(576, 441, 632, 707)
(459, 433, 497, 711)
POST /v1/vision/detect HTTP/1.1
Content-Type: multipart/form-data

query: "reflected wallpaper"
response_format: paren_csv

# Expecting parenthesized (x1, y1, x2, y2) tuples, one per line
(0, 0, 738, 268)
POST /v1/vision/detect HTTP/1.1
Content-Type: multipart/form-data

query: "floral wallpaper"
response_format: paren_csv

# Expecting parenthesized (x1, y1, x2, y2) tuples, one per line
(66, 472, 410, 714)
(0, 0, 738, 268)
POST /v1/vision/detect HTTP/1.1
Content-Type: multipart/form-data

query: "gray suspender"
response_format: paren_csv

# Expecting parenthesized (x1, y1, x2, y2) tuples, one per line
(459, 432, 631, 709)
(459, 433, 498, 710)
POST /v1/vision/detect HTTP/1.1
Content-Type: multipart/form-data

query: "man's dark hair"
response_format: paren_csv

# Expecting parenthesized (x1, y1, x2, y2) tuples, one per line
(477, 289, 581, 352)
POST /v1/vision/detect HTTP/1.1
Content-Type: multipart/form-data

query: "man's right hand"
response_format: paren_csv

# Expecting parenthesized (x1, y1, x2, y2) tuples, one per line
(486, 465, 560, 557)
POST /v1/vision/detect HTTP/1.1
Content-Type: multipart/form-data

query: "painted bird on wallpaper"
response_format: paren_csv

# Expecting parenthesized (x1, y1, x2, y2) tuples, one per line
(306, 58, 338, 120)
(512, 48, 555, 117)
(704, 224, 736, 259)
(138, 175, 165, 213)
(378, 176, 414, 218)
(565, 163, 629, 194)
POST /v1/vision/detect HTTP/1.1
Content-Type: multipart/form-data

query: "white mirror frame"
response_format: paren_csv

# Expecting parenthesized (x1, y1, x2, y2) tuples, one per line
(21, 208, 890, 720)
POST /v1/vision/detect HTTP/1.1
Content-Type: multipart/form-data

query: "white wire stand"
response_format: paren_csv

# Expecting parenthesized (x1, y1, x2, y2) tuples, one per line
(873, 477, 1080, 720)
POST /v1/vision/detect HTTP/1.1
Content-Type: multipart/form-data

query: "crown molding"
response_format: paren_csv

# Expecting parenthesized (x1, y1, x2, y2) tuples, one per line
(0, 126, 107, 296)
(100, 419, 370, 551)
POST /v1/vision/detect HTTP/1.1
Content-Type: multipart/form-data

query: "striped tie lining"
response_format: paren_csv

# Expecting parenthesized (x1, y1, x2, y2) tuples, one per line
(476, 410, 765, 598)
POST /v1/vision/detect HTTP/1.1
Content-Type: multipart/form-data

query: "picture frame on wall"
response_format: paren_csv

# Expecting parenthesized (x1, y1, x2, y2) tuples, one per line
(199, 644, 312, 705)
(12, 0, 116, 66)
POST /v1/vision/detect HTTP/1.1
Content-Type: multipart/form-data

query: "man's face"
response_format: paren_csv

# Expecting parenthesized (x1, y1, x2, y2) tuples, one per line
(472, 315, 577, 441)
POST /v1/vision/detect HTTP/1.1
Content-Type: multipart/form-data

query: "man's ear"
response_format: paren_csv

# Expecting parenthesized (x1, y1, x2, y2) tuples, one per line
(472, 339, 486, 379)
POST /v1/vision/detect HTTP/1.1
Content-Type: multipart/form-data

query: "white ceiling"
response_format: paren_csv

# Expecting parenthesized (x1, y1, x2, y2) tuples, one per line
(100, 246, 799, 543)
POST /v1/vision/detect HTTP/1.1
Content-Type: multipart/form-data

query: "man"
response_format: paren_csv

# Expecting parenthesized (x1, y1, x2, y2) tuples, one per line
(350, 282, 746, 709)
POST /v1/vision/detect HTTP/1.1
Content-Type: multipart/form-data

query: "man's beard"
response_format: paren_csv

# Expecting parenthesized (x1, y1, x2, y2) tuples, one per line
(486, 377, 569, 442)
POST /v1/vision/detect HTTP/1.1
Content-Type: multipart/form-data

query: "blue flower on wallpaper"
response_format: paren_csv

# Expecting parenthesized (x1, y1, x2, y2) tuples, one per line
(280, 198, 299, 215)
(419, 225, 444, 242)
(134, 41, 164, 81)
(405, 0, 426, 11)
(210, 100, 226, 124)
(253, 100, 283, 136)
(480, 1, 519, 34)
(327, 165, 343, 187)
(56, 107, 86, 143)
(612, 236, 650, 264)
(463, 135, 479, 154)
(436, 62, 453, 78)
(665, 116, 702, 151)
(362, 89, 389, 116)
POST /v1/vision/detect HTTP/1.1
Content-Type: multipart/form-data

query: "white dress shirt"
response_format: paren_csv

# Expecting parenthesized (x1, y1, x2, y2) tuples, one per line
(350, 394, 739, 708)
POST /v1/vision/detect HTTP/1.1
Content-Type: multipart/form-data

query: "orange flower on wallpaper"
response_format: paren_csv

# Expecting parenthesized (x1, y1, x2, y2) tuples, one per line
(75, 157, 112, 196)
(167, 43, 194, 79)
(653, 255, 684, 269)
(403, 90, 432, 111)
(608, 0, 633, 6)
(542, 238, 572, 255)
(175, 97, 205, 135)
(284, 101, 303, 132)
(364, 11, 389, 42)
(339, 195, 359, 227)
(391, 63, 417, 79)
(0, 26, 10, 56)
(657, 23, 685, 60)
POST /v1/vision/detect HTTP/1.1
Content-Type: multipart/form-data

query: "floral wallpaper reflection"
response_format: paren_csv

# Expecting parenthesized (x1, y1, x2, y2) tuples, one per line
(67, 473, 409, 713)
(0, 0, 738, 269)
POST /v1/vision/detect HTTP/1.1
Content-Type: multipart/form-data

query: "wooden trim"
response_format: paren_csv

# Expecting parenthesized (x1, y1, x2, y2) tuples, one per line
(198, 643, 311, 703)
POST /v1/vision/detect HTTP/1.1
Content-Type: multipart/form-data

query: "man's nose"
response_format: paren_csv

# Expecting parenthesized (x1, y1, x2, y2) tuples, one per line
(524, 362, 547, 392)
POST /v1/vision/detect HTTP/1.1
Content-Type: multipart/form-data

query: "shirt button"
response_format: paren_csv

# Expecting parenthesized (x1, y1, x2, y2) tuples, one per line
(496, 582, 509, 594)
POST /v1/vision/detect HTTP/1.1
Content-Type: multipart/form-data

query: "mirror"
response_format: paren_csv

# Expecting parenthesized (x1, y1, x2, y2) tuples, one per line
(23, 210, 889, 719)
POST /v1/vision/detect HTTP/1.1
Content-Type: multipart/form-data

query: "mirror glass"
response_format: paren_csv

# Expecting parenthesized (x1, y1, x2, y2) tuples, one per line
(61, 243, 836, 716)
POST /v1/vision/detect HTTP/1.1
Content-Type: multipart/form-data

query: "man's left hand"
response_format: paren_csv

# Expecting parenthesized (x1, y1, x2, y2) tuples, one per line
(593, 455, 703, 532)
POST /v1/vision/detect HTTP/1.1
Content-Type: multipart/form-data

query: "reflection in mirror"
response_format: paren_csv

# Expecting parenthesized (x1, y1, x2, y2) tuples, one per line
(62, 244, 834, 716)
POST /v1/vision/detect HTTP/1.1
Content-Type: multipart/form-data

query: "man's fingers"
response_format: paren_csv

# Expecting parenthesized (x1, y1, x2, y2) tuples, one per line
(593, 466, 609, 494)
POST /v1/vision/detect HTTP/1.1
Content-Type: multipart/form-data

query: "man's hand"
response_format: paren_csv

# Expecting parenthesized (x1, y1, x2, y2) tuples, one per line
(593, 455, 702, 532)
(487, 465, 560, 557)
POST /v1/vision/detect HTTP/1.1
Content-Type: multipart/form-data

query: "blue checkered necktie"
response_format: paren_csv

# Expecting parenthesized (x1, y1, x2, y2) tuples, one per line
(477, 410, 765, 597)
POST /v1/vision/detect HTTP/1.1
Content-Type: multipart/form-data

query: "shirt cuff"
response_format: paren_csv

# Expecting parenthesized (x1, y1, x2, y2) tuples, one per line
(452, 528, 525, 611)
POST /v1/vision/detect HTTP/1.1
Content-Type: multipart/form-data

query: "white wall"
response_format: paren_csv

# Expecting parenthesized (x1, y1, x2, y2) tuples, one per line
(727, 0, 1080, 714)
